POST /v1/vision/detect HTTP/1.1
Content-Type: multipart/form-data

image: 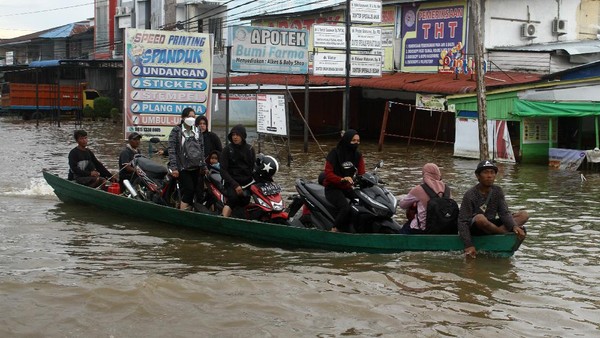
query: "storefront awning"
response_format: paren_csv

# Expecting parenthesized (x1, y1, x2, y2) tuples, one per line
(214, 71, 541, 95)
(513, 99, 600, 117)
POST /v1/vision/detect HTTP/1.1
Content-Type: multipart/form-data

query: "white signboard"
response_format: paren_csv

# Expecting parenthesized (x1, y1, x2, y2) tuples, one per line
(351, 27, 381, 49)
(313, 25, 345, 48)
(351, 54, 382, 77)
(313, 53, 346, 76)
(313, 25, 381, 50)
(381, 28, 394, 47)
(350, 0, 382, 23)
(313, 53, 382, 77)
(256, 94, 287, 136)
(124, 28, 213, 140)
(5, 51, 14, 66)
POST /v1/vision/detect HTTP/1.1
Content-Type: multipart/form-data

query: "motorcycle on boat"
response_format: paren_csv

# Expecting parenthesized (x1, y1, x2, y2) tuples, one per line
(204, 154, 288, 223)
(121, 138, 181, 208)
(286, 160, 402, 234)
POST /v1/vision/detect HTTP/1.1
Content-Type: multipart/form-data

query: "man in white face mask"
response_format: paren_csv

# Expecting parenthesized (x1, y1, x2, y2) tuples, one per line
(167, 107, 206, 210)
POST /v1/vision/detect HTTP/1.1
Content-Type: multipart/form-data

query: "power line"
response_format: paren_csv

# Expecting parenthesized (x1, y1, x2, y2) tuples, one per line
(0, 1, 101, 18)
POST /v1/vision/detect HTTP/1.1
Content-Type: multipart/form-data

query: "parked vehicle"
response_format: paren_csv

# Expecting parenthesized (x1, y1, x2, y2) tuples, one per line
(0, 82, 99, 119)
(287, 161, 402, 234)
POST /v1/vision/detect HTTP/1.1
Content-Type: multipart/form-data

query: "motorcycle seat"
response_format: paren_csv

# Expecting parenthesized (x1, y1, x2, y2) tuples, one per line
(303, 182, 338, 211)
(137, 157, 169, 178)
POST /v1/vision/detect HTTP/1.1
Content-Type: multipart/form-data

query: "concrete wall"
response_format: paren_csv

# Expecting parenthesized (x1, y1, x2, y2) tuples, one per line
(484, 0, 584, 48)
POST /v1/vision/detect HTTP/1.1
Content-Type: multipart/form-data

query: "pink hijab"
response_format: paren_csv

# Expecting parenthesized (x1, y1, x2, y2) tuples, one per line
(409, 163, 447, 208)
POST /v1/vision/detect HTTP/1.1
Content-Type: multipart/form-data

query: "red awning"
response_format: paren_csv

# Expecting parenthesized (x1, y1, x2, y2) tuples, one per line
(213, 71, 542, 95)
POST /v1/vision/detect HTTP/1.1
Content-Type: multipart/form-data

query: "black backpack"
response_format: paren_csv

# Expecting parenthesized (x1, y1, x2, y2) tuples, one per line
(420, 183, 459, 234)
(182, 135, 203, 169)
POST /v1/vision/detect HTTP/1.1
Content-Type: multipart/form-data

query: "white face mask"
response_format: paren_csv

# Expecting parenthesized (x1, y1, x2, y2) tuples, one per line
(183, 117, 195, 127)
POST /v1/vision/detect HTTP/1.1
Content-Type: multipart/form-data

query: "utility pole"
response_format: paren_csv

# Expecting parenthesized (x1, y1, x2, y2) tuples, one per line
(471, 0, 489, 160)
(344, 0, 351, 132)
(225, 45, 231, 146)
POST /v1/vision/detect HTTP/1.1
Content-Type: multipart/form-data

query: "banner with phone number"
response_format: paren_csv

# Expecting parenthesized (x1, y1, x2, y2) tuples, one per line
(124, 28, 213, 141)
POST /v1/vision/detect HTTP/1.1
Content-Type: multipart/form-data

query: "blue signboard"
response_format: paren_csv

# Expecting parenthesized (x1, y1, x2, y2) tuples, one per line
(401, 1, 467, 72)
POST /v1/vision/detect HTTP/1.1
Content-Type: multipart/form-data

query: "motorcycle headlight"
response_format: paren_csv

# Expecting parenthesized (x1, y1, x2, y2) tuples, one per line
(255, 197, 271, 209)
(272, 200, 284, 211)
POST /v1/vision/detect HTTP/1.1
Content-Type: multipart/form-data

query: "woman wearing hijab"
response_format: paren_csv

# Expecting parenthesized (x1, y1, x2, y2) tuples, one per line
(195, 115, 223, 165)
(399, 163, 450, 234)
(322, 129, 365, 233)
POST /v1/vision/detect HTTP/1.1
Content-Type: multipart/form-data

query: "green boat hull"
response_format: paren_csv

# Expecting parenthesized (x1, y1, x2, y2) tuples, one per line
(43, 171, 523, 256)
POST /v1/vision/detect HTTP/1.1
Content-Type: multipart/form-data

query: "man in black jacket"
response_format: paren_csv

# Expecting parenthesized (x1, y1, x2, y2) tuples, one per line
(220, 124, 255, 217)
(118, 132, 142, 190)
(68, 130, 115, 188)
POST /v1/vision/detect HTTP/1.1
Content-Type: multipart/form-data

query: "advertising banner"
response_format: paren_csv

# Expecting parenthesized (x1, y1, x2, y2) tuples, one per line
(549, 148, 585, 171)
(123, 28, 213, 140)
(401, 1, 467, 72)
(453, 118, 515, 163)
(230, 26, 309, 74)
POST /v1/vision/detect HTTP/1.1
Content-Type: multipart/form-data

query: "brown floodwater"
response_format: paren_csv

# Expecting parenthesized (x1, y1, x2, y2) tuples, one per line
(0, 116, 599, 337)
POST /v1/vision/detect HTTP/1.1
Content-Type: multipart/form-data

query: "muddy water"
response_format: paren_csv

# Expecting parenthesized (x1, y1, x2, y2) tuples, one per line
(1, 116, 599, 337)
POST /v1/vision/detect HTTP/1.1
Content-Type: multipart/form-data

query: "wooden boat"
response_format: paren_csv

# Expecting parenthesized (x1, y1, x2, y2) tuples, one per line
(43, 170, 523, 256)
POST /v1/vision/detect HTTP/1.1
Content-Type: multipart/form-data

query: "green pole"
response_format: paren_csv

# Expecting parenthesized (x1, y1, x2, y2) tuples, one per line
(594, 115, 600, 148)
(548, 118, 553, 148)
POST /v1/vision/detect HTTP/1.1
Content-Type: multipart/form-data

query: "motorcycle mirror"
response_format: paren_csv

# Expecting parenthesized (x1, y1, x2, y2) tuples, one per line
(377, 160, 384, 168)
(150, 137, 161, 144)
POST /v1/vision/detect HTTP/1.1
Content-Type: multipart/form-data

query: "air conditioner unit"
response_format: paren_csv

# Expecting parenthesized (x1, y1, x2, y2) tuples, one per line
(521, 23, 538, 39)
(552, 19, 567, 35)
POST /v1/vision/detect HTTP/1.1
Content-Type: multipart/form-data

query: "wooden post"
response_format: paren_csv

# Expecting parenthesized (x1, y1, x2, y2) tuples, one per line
(471, 0, 489, 160)
(433, 110, 444, 150)
(303, 74, 309, 153)
(378, 101, 390, 151)
(407, 105, 417, 150)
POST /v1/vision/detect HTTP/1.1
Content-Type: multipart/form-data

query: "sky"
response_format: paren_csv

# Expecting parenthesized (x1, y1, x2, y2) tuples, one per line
(0, 0, 95, 39)
(0, 0, 343, 40)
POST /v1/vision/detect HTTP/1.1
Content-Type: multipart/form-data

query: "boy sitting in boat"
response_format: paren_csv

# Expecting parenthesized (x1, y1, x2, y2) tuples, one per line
(458, 160, 528, 258)
(68, 130, 116, 188)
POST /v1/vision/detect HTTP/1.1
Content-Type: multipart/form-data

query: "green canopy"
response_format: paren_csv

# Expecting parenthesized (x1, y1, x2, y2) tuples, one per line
(513, 100, 600, 117)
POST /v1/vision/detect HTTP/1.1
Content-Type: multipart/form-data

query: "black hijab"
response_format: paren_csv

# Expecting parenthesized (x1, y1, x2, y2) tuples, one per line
(326, 129, 361, 177)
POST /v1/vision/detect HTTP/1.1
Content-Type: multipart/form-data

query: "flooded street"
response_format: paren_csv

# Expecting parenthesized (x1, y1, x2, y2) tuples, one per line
(1, 116, 599, 337)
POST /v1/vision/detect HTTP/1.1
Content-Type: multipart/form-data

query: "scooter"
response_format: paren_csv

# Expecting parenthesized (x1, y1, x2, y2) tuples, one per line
(204, 154, 288, 223)
(287, 161, 402, 233)
(123, 141, 181, 208)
